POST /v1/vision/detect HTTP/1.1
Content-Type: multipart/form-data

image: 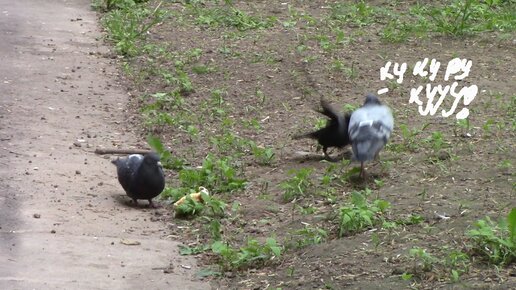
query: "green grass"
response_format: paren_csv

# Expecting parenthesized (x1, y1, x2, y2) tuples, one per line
(147, 135, 185, 170)
(338, 191, 391, 237)
(187, 2, 275, 31)
(281, 168, 313, 202)
(173, 190, 227, 218)
(376, 0, 516, 42)
(401, 209, 516, 284)
(180, 154, 246, 194)
(211, 237, 282, 271)
(288, 225, 328, 249)
(466, 209, 516, 265)
(329, 1, 386, 27)
(101, 2, 166, 56)
(403, 247, 471, 283)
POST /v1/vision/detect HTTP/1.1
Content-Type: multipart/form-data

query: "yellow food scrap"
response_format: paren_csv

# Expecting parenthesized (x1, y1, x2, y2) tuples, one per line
(173, 187, 209, 207)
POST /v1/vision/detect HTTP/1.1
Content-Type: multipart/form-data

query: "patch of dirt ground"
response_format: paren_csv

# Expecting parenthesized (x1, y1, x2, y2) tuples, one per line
(101, 0, 515, 289)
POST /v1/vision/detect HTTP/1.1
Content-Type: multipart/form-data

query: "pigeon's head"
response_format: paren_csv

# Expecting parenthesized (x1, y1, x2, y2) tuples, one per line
(364, 94, 382, 106)
(143, 152, 161, 167)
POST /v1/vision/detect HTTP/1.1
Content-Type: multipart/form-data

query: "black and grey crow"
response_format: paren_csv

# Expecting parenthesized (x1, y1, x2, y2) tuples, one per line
(294, 99, 351, 160)
(112, 152, 165, 208)
(348, 94, 394, 178)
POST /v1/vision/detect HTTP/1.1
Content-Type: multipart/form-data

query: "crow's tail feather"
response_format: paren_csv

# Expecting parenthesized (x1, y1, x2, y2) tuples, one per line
(292, 131, 320, 140)
(318, 99, 340, 121)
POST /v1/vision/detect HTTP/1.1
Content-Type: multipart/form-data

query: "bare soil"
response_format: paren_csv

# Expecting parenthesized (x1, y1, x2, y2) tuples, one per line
(0, 0, 209, 289)
(107, 0, 516, 289)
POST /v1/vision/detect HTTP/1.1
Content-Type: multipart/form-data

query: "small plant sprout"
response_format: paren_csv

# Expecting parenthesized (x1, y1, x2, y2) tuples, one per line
(338, 191, 390, 237)
(211, 237, 282, 271)
(466, 209, 515, 266)
(281, 168, 313, 202)
(409, 247, 437, 272)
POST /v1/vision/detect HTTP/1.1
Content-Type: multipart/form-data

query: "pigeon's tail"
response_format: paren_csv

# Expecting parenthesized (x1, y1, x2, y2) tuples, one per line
(352, 140, 382, 162)
(350, 122, 390, 162)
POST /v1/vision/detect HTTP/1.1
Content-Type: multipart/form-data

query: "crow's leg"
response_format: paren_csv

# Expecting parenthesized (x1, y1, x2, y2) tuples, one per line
(323, 147, 338, 162)
(322, 147, 329, 159)
(148, 199, 159, 208)
(360, 161, 365, 178)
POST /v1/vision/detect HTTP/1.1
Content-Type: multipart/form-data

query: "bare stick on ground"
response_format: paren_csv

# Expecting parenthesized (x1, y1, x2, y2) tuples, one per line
(94, 148, 154, 155)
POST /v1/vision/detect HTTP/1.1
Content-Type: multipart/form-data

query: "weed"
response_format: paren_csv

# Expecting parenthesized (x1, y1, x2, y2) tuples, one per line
(192, 64, 216, 74)
(189, 3, 275, 31)
(209, 131, 249, 157)
(444, 250, 470, 282)
(340, 167, 362, 183)
(285, 4, 317, 29)
(296, 205, 317, 215)
(342, 103, 358, 113)
(381, 221, 398, 231)
(482, 118, 496, 136)
(92, 0, 149, 12)
(196, 268, 222, 278)
(402, 245, 472, 283)
(424, 131, 445, 152)
(371, 232, 381, 252)
(373, 179, 384, 188)
(409, 247, 437, 272)
(179, 154, 246, 194)
(176, 69, 194, 93)
(466, 209, 515, 265)
(281, 168, 313, 202)
(396, 214, 425, 226)
(102, 2, 166, 56)
(211, 237, 282, 271)
(381, 0, 516, 42)
(179, 244, 210, 255)
(242, 118, 263, 131)
(381, 19, 411, 43)
(209, 89, 229, 117)
(174, 192, 206, 216)
(141, 91, 196, 133)
(330, 58, 358, 79)
(330, 1, 380, 27)
(208, 218, 223, 240)
(338, 191, 390, 237)
(249, 141, 276, 165)
(147, 135, 185, 170)
(498, 159, 512, 170)
(289, 225, 328, 249)
(173, 190, 227, 218)
(396, 123, 429, 152)
(428, 0, 476, 36)
(454, 118, 471, 136)
(401, 272, 413, 281)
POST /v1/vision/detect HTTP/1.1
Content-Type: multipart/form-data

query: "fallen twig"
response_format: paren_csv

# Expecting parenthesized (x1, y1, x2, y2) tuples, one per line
(94, 148, 154, 155)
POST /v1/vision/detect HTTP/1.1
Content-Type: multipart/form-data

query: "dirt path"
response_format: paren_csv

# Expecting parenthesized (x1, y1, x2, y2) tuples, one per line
(0, 1, 208, 289)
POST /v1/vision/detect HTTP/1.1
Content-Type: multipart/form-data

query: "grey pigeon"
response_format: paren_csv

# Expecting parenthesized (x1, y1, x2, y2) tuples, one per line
(294, 99, 352, 160)
(111, 152, 165, 208)
(348, 94, 394, 178)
